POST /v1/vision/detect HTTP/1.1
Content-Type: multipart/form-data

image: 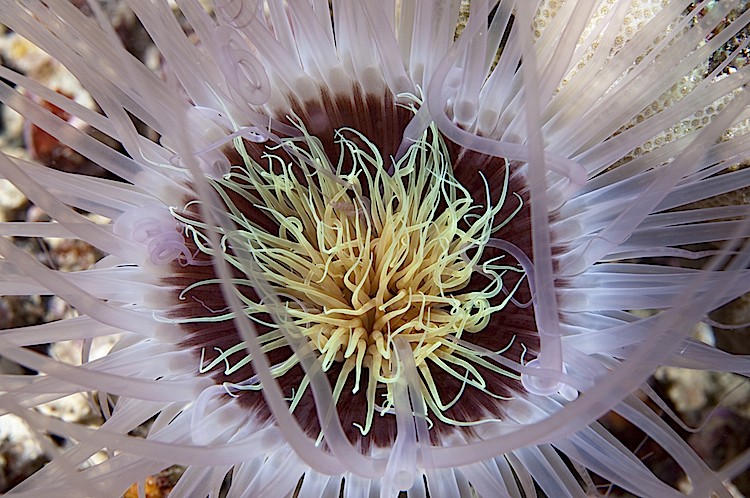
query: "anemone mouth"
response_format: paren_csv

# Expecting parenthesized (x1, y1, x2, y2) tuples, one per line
(166, 85, 540, 451)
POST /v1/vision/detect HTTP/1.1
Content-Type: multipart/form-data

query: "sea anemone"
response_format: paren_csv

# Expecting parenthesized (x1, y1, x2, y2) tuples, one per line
(1, 0, 750, 496)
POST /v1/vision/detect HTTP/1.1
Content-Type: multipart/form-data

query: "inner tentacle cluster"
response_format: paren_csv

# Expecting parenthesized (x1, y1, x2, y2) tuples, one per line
(174, 119, 526, 434)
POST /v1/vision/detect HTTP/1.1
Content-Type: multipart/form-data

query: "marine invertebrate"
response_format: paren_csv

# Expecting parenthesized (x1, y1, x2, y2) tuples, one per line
(1, 0, 750, 496)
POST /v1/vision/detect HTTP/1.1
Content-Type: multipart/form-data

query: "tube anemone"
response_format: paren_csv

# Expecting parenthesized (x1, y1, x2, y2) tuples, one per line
(1, 0, 750, 497)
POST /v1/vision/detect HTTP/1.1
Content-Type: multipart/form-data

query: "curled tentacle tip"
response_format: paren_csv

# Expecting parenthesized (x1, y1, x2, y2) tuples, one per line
(520, 358, 565, 397)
